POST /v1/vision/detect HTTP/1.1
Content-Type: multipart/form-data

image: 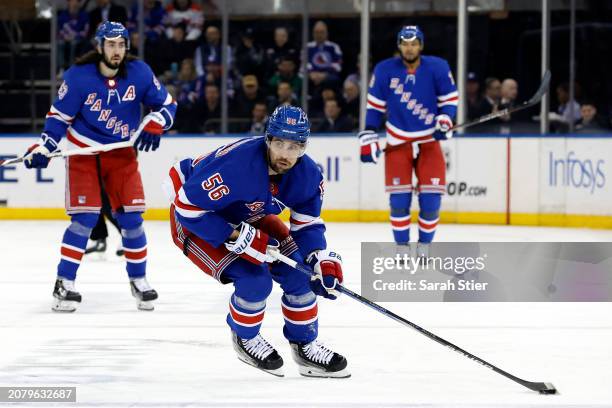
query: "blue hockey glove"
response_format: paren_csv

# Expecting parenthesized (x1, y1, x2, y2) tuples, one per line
(433, 114, 454, 141)
(24, 134, 57, 169)
(134, 112, 165, 152)
(308, 249, 344, 300)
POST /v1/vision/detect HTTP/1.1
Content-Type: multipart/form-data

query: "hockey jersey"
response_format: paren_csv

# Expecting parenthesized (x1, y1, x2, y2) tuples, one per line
(43, 59, 176, 150)
(167, 137, 327, 258)
(307, 41, 342, 74)
(365, 55, 458, 146)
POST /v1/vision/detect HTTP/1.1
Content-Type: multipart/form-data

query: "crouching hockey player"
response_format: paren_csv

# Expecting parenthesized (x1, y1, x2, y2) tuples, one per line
(22, 22, 176, 312)
(165, 105, 349, 378)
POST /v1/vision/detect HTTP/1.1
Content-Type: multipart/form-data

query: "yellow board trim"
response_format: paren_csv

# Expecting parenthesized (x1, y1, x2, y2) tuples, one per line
(1, 208, 611, 229)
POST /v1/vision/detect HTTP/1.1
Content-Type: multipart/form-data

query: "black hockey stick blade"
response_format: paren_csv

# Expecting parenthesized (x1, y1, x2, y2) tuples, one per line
(520, 381, 557, 394)
(452, 70, 551, 132)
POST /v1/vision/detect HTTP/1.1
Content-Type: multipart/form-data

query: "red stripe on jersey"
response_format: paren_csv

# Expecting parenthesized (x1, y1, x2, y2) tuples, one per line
(61, 246, 84, 261)
(289, 217, 310, 226)
(67, 131, 89, 148)
(124, 248, 147, 260)
(282, 303, 318, 322)
(168, 167, 183, 195)
(174, 196, 202, 212)
(367, 98, 385, 110)
(385, 125, 433, 142)
(229, 304, 265, 325)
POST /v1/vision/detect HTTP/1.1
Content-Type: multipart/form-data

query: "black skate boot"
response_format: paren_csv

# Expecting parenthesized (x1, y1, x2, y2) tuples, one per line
(290, 340, 350, 378)
(84, 238, 107, 255)
(52, 278, 82, 312)
(231, 331, 284, 377)
(130, 277, 158, 311)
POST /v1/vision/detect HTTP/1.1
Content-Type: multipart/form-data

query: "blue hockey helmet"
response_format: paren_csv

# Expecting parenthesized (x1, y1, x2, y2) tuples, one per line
(95, 21, 130, 50)
(397, 25, 424, 47)
(265, 105, 310, 144)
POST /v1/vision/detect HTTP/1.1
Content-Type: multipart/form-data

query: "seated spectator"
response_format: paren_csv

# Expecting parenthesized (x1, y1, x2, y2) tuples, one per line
(268, 81, 299, 111)
(267, 56, 302, 103)
(249, 102, 269, 135)
(195, 25, 234, 93)
(265, 26, 298, 77)
(309, 86, 338, 118)
(576, 101, 609, 133)
(171, 59, 206, 133)
(57, 0, 90, 73)
(307, 20, 343, 92)
(234, 27, 265, 79)
(164, 0, 204, 41)
(89, 0, 127, 34)
(466, 72, 481, 120)
(314, 99, 354, 133)
(472, 77, 501, 133)
(159, 22, 198, 73)
(554, 82, 581, 125)
(342, 76, 360, 124)
(202, 83, 221, 134)
(231, 74, 265, 119)
(127, 0, 166, 43)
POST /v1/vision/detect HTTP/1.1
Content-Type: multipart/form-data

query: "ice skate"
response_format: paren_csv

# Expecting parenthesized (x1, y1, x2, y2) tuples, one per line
(232, 331, 284, 377)
(130, 277, 158, 311)
(290, 339, 350, 378)
(84, 238, 107, 255)
(416, 242, 431, 263)
(52, 278, 82, 312)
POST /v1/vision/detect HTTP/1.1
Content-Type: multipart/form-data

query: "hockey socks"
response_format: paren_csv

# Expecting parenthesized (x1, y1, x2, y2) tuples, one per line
(57, 213, 98, 280)
(116, 213, 148, 279)
(418, 193, 441, 243)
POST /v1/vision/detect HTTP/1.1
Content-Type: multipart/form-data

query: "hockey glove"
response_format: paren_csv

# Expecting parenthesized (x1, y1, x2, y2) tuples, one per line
(225, 221, 279, 265)
(308, 249, 344, 300)
(135, 112, 165, 152)
(433, 114, 454, 140)
(23, 134, 57, 169)
(358, 130, 381, 163)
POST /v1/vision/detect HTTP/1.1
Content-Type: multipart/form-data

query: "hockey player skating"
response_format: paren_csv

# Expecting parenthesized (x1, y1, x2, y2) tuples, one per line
(165, 105, 348, 378)
(359, 26, 458, 258)
(22, 21, 176, 312)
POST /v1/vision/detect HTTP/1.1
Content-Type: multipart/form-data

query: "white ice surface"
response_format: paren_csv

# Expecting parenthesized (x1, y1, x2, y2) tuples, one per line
(1, 221, 611, 407)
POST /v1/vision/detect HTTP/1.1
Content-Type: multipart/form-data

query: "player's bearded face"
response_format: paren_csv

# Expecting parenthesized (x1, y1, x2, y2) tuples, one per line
(267, 137, 305, 174)
(100, 38, 127, 69)
(399, 39, 422, 64)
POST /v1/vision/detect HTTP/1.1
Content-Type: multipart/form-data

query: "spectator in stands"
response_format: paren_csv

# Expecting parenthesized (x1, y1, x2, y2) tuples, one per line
(265, 26, 298, 77)
(575, 101, 608, 133)
(234, 27, 265, 79)
(267, 56, 302, 102)
(307, 20, 343, 91)
(314, 99, 354, 133)
(554, 82, 581, 126)
(249, 102, 269, 135)
(202, 83, 221, 133)
(195, 25, 229, 78)
(499, 78, 519, 122)
(159, 22, 197, 73)
(231, 74, 265, 119)
(172, 59, 205, 133)
(476, 77, 501, 117)
(57, 0, 90, 73)
(309, 86, 338, 118)
(128, 0, 166, 43)
(466, 72, 481, 120)
(89, 0, 127, 32)
(164, 0, 204, 42)
(342, 76, 360, 125)
(268, 81, 299, 111)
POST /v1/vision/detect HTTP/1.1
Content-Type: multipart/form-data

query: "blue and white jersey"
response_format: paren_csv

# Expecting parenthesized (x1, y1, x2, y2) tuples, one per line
(168, 137, 327, 257)
(307, 41, 342, 74)
(43, 59, 176, 150)
(365, 55, 458, 146)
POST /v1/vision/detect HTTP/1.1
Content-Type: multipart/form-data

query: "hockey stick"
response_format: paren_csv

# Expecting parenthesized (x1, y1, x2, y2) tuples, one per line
(0, 121, 146, 167)
(268, 248, 558, 395)
(379, 70, 552, 151)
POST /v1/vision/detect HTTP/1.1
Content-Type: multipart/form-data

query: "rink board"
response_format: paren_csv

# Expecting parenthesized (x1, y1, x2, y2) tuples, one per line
(1, 134, 611, 227)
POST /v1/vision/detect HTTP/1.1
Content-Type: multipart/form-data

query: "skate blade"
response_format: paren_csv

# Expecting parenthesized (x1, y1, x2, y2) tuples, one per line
(236, 355, 284, 377)
(136, 299, 155, 311)
(52, 299, 78, 313)
(298, 365, 351, 378)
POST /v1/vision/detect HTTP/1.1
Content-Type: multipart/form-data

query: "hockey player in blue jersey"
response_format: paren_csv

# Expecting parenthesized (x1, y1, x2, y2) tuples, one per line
(359, 26, 458, 258)
(166, 106, 349, 378)
(22, 21, 177, 312)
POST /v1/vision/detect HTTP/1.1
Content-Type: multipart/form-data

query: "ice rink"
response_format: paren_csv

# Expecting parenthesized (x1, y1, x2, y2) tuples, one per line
(1, 220, 611, 407)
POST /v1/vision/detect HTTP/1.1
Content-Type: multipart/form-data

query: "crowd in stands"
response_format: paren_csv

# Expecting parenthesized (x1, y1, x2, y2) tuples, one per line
(56, 0, 611, 135)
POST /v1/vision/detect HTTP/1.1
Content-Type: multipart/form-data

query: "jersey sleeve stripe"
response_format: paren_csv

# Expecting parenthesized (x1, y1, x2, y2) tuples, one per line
(367, 94, 387, 107)
(437, 97, 459, 107)
(289, 210, 324, 232)
(437, 91, 459, 101)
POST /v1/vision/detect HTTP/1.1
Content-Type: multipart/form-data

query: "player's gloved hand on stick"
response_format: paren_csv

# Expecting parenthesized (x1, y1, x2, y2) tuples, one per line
(135, 112, 165, 152)
(23, 134, 57, 169)
(358, 130, 381, 163)
(433, 114, 454, 141)
(308, 249, 344, 300)
(225, 221, 279, 265)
